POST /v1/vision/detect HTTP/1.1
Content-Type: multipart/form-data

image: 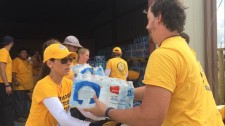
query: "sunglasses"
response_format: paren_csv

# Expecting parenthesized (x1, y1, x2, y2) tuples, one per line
(57, 57, 75, 64)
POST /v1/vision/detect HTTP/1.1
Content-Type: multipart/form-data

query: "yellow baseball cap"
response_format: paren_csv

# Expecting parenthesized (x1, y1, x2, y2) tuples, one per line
(112, 47, 122, 54)
(43, 43, 78, 63)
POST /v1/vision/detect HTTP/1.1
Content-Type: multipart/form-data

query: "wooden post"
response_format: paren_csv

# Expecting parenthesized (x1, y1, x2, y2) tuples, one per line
(204, 0, 219, 104)
(218, 48, 225, 104)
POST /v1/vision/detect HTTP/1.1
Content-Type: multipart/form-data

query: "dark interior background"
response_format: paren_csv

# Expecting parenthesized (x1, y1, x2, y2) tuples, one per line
(0, 0, 148, 58)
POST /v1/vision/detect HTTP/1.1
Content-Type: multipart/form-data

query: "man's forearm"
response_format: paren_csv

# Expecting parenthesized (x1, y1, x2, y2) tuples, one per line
(134, 86, 145, 101)
(108, 106, 151, 126)
(0, 62, 10, 85)
(12, 73, 17, 82)
(0, 69, 9, 85)
(108, 85, 169, 126)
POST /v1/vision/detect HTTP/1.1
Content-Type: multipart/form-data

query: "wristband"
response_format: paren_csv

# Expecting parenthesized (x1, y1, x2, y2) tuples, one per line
(105, 107, 113, 117)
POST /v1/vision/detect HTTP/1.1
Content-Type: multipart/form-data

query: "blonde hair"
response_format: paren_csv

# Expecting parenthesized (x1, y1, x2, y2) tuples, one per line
(77, 48, 89, 61)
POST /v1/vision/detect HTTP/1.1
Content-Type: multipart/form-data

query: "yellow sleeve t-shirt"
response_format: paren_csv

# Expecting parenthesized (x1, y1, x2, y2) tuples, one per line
(26, 76, 72, 126)
(12, 57, 34, 90)
(0, 48, 12, 83)
(142, 36, 223, 126)
(106, 57, 128, 80)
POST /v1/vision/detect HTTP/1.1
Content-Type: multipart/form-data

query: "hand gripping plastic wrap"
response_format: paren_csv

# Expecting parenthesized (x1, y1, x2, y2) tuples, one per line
(69, 72, 134, 120)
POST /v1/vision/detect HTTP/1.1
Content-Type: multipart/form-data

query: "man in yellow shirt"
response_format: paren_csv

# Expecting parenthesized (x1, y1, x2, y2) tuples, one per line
(84, 0, 224, 125)
(12, 48, 34, 122)
(0, 35, 15, 126)
(105, 47, 128, 80)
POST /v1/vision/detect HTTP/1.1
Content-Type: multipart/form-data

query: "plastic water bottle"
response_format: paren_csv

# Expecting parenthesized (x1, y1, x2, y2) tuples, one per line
(127, 81, 134, 88)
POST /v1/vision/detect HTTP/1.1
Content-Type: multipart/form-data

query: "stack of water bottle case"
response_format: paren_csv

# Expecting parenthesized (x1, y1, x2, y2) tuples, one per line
(94, 36, 150, 71)
(69, 64, 134, 120)
(124, 36, 150, 59)
(124, 36, 149, 81)
(89, 56, 106, 69)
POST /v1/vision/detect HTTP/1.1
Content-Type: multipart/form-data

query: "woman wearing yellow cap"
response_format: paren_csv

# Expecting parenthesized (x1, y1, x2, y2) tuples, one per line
(25, 44, 90, 126)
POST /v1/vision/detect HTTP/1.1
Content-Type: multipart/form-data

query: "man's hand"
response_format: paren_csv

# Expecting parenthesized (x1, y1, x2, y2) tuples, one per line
(83, 95, 108, 117)
(14, 80, 20, 86)
(5, 86, 12, 94)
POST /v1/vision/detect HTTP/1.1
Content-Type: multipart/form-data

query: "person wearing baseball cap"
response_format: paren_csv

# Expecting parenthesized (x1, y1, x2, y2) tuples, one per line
(26, 43, 91, 126)
(0, 35, 15, 126)
(63, 35, 82, 66)
(63, 35, 82, 53)
(105, 46, 128, 80)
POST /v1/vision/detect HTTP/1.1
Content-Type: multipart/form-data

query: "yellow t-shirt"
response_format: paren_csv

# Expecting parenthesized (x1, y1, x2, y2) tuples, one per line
(106, 57, 128, 80)
(12, 57, 34, 90)
(0, 48, 12, 83)
(26, 76, 72, 126)
(31, 55, 42, 83)
(142, 36, 223, 126)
